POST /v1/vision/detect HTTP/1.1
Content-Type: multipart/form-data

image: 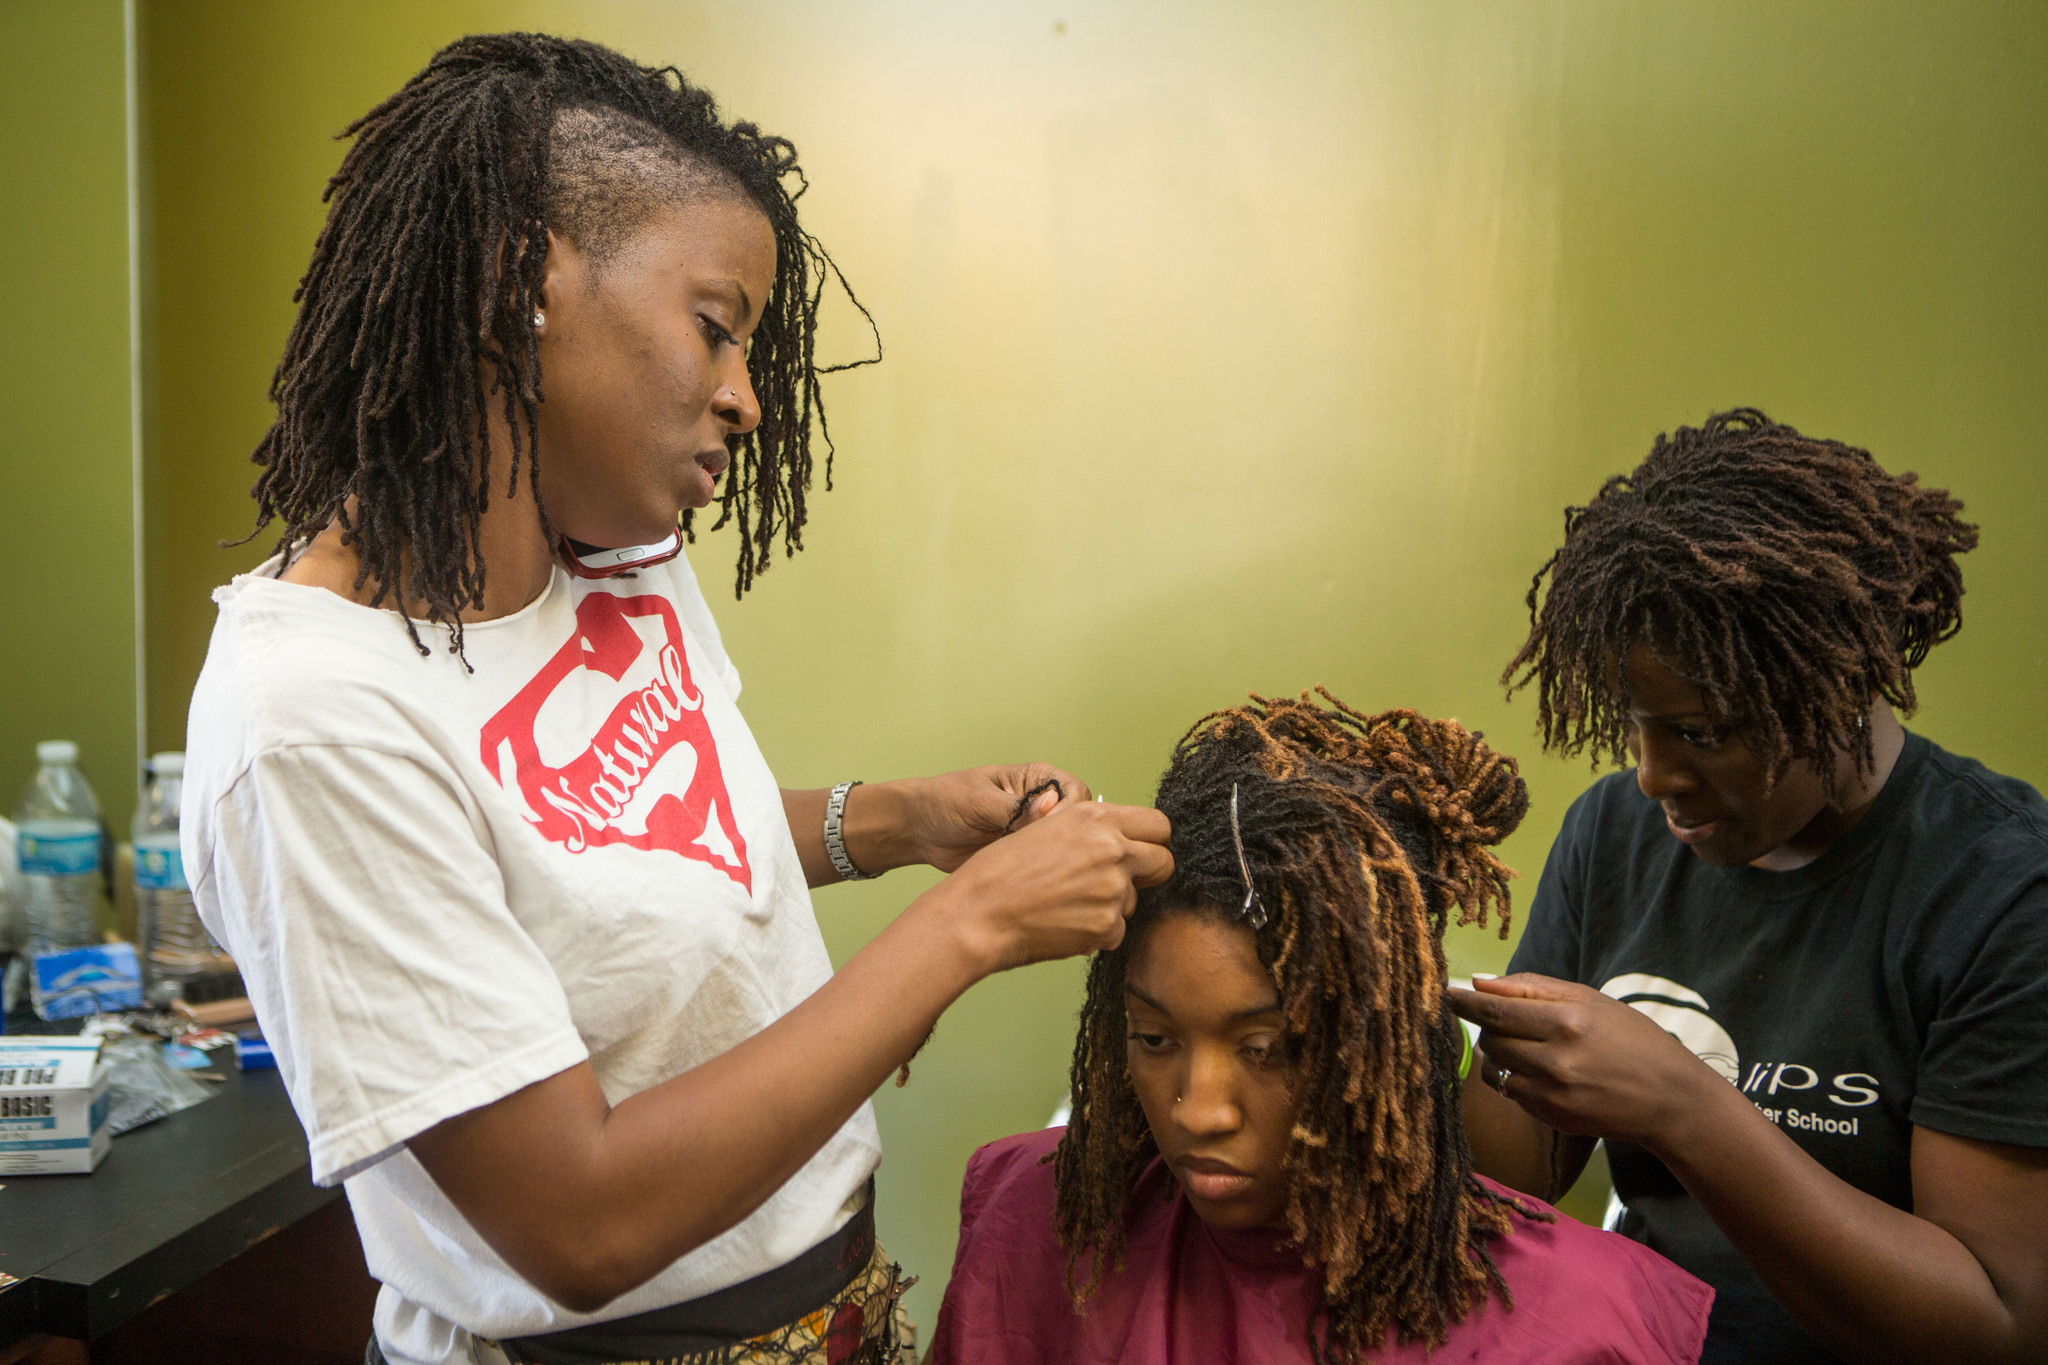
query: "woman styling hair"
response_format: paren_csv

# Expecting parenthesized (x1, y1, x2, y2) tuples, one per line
(181, 33, 1171, 1365)
(927, 692, 1711, 1364)
(1455, 409, 2048, 1363)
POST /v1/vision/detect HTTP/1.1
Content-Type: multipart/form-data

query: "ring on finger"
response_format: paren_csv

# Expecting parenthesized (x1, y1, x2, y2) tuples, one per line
(1497, 1068, 1514, 1089)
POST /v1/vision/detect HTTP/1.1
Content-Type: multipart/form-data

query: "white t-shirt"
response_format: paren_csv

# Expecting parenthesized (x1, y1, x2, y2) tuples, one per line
(182, 552, 881, 1365)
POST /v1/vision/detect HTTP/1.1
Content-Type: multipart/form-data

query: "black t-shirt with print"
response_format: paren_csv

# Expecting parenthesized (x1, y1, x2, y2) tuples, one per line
(1509, 732, 2048, 1365)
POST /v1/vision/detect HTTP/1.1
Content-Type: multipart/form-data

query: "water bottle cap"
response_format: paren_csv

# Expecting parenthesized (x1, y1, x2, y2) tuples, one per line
(150, 752, 185, 776)
(36, 740, 78, 765)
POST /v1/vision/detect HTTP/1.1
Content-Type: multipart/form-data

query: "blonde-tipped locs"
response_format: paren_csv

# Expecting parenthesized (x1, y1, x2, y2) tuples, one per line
(1054, 689, 1538, 1362)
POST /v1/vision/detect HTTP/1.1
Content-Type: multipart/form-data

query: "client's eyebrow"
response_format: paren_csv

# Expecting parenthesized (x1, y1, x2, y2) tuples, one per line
(1126, 986, 1283, 1021)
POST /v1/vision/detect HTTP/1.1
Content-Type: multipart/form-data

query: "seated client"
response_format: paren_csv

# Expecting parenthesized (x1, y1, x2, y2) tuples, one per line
(927, 692, 1713, 1363)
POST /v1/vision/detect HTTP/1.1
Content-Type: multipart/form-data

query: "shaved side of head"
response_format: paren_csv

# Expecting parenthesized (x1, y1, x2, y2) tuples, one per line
(548, 103, 750, 266)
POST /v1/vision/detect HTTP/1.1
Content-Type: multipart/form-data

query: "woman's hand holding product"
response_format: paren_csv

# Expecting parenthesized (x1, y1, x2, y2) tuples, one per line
(782, 762, 1088, 885)
(925, 795, 1168, 970)
(1453, 973, 1719, 1148)
(900, 763, 1091, 871)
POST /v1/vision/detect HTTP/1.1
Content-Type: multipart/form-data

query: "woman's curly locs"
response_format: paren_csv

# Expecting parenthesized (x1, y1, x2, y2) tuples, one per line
(242, 32, 881, 658)
(1053, 689, 1541, 1363)
(1503, 408, 1977, 792)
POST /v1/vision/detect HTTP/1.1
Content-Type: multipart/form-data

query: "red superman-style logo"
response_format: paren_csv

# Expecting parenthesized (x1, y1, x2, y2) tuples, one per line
(480, 592, 751, 890)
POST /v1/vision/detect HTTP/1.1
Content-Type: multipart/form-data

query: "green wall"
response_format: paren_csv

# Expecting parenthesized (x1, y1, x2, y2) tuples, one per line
(136, 1, 2048, 1333)
(0, 1, 139, 859)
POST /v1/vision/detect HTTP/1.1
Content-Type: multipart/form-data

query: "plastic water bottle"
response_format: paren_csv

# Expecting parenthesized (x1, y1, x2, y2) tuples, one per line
(0, 815, 22, 954)
(133, 752, 232, 1005)
(15, 740, 106, 955)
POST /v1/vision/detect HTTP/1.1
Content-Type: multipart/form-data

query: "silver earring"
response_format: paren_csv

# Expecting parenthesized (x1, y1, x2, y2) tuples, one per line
(532, 310, 545, 329)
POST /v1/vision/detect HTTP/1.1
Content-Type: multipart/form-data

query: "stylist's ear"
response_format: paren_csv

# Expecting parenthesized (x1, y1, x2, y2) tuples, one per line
(533, 229, 589, 339)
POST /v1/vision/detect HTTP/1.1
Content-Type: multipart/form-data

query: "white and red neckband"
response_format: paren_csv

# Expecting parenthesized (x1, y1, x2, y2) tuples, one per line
(558, 530, 685, 580)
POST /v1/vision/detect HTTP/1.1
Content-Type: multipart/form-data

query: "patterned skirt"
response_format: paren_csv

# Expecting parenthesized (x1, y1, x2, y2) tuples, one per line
(368, 1197, 916, 1365)
(652, 1242, 917, 1365)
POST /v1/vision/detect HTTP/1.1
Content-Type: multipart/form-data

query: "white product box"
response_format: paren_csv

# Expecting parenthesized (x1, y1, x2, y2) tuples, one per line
(0, 1036, 111, 1174)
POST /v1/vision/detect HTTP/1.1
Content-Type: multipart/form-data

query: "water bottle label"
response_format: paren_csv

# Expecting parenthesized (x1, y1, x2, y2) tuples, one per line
(18, 828, 101, 876)
(133, 838, 187, 890)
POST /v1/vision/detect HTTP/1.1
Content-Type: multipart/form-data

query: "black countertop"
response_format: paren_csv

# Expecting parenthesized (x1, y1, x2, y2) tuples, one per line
(0, 1046, 338, 1344)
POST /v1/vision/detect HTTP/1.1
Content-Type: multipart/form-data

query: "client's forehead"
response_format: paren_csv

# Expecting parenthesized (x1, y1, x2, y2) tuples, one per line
(1126, 913, 1280, 1022)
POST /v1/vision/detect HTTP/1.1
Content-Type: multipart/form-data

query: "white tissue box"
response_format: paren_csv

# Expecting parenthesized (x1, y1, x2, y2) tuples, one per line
(0, 1036, 111, 1174)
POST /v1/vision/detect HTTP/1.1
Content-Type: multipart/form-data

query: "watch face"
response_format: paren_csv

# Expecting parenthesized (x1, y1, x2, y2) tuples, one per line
(560, 530, 685, 579)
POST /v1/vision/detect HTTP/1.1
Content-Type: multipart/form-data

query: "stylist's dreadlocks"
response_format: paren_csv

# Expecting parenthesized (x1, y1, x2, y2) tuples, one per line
(1054, 689, 1539, 1363)
(1504, 408, 1976, 792)
(247, 32, 876, 656)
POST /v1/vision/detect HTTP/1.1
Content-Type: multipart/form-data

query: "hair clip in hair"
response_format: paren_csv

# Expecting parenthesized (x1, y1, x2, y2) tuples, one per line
(1229, 783, 1269, 930)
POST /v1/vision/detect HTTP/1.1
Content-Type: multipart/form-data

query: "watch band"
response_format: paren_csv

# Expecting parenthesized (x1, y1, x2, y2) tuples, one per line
(824, 780, 876, 881)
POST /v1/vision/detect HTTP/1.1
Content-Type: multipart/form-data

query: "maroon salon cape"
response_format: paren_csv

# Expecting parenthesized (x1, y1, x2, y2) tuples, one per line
(927, 1127, 1711, 1365)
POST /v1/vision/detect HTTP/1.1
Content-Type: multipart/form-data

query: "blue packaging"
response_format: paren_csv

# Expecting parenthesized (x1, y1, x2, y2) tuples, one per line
(234, 1033, 275, 1072)
(30, 943, 144, 1021)
(162, 1042, 210, 1070)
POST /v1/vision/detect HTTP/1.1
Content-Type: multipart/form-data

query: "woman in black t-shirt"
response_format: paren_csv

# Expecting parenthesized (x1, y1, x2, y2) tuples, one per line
(1450, 410, 2048, 1364)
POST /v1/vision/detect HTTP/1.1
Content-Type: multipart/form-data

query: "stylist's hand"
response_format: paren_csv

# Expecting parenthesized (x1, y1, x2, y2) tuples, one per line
(922, 799, 1173, 974)
(901, 763, 1092, 872)
(1448, 973, 1727, 1151)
